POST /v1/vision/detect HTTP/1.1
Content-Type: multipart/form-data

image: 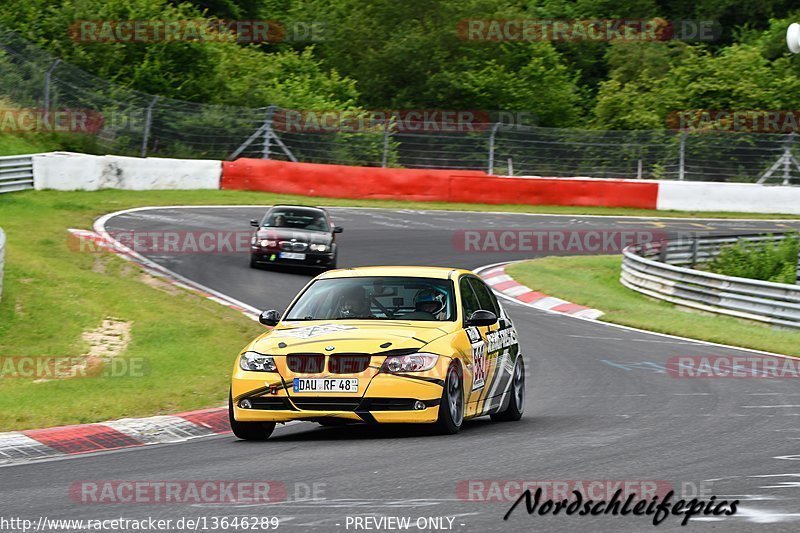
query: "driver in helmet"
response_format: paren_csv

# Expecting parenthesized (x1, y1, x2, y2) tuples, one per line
(337, 286, 372, 319)
(402, 288, 446, 320)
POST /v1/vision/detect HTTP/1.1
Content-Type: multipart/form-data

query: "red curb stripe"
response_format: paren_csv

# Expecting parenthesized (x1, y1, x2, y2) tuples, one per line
(177, 408, 230, 434)
(517, 291, 548, 303)
(24, 424, 143, 455)
(492, 280, 520, 291)
(551, 302, 589, 314)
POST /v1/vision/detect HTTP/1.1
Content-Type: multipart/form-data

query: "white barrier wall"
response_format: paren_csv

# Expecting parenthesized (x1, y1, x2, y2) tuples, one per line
(32, 152, 221, 190)
(657, 181, 800, 215)
(22, 151, 800, 215)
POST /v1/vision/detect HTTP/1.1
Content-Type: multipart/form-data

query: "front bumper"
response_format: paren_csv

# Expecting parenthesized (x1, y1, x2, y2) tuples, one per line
(232, 371, 444, 424)
(250, 248, 334, 268)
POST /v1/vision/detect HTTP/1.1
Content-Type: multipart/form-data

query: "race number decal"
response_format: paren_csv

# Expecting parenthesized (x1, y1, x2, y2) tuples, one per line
(465, 326, 481, 344)
(467, 327, 487, 391)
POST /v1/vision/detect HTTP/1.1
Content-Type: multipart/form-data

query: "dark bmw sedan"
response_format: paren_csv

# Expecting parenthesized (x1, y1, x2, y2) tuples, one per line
(250, 205, 342, 269)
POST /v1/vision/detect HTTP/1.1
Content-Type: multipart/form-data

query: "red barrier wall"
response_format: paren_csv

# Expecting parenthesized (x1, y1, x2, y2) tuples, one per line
(222, 159, 659, 209)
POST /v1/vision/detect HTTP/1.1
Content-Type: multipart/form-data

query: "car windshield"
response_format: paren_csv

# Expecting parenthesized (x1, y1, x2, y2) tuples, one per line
(285, 277, 456, 321)
(262, 208, 330, 232)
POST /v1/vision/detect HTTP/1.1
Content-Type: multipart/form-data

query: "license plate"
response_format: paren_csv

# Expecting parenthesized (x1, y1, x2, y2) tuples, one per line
(293, 378, 358, 393)
(279, 252, 306, 260)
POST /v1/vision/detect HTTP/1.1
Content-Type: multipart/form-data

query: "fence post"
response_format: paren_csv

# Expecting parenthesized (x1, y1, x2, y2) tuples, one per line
(262, 105, 277, 159)
(487, 122, 500, 175)
(796, 243, 800, 285)
(678, 132, 686, 181)
(785, 133, 796, 186)
(140, 96, 159, 158)
(381, 119, 391, 168)
(690, 238, 699, 267)
(42, 59, 61, 122)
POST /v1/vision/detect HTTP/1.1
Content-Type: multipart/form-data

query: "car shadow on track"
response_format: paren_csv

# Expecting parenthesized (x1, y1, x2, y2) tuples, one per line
(250, 263, 330, 277)
(252, 418, 531, 443)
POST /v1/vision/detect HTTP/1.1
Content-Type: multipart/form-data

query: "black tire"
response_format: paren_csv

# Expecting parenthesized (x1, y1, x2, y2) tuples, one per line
(327, 252, 338, 270)
(491, 355, 525, 422)
(434, 363, 464, 435)
(229, 392, 276, 440)
(249, 255, 259, 269)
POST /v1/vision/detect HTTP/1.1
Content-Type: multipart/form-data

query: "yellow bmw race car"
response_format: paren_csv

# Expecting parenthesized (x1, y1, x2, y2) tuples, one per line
(229, 266, 525, 440)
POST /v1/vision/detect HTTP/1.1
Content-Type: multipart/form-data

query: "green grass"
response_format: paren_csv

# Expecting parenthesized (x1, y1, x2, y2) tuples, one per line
(0, 131, 62, 156)
(506, 255, 800, 357)
(1, 189, 799, 431)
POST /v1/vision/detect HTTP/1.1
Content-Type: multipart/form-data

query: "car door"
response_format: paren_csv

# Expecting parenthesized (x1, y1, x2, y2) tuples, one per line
(459, 275, 492, 408)
(465, 276, 520, 414)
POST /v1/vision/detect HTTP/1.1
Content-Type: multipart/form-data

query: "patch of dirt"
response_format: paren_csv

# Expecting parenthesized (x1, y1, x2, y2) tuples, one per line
(92, 255, 108, 274)
(138, 273, 181, 295)
(34, 318, 132, 383)
(119, 262, 135, 278)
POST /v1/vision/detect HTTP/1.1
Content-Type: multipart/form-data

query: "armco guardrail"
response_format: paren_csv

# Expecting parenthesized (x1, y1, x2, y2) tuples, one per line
(621, 233, 800, 329)
(0, 227, 5, 301)
(0, 154, 34, 193)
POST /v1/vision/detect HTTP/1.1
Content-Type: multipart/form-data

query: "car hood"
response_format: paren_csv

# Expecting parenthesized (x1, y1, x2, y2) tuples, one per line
(251, 320, 453, 354)
(256, 228, 331, 244)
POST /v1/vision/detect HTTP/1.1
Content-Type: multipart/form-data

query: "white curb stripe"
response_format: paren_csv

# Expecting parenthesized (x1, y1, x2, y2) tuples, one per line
(103, 415, 219, 445)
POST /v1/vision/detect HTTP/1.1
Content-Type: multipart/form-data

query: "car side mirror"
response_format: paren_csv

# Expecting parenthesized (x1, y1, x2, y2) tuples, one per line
(250, 219, 260, 228)
(259, 309, 281, 326)
(466, 310, 497, 327)
(333, 226, 343, 234)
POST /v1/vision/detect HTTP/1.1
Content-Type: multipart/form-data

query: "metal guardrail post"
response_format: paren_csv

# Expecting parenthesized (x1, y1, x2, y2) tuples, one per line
(797, 244, 800, 285)
(42, 59, 61, 122)
(262, 105, 276, 160)
(487, 122, 500, 175)
(381, 119, 391, 168)
(678, 132, 686, 181)
(690, 238, 699, 267)
(658, 241, 668, 263)
(140, 95, 159, 158)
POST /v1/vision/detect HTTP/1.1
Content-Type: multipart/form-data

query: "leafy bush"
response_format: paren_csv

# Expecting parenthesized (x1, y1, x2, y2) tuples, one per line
(706, 235, 799, 284)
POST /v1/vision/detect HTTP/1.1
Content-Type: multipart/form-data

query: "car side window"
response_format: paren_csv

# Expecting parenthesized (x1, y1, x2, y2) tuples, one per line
(459, 277, 481, 321)
(468, 277, 500, 316)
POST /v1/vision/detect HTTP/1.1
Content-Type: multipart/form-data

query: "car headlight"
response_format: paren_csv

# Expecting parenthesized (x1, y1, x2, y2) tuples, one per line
(309, 243, 328, 252)
(381, 353, 439, 373)
(260, 239, 277, 248)
(239, 351, 277, 372)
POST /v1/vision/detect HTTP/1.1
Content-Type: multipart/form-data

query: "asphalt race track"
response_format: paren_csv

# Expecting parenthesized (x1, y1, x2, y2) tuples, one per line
(4, 206, 800, 532)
